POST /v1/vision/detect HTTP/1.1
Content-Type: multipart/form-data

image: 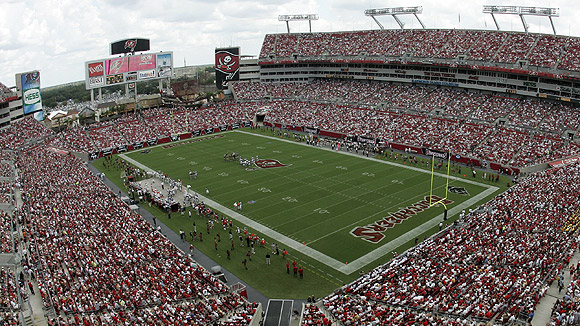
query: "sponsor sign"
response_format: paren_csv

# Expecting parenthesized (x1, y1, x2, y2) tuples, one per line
(89, 76, 105, 87)
(89, 152, 99, 160)
(548, 155, 580, 168)
(423, 148, 448, 160)
(243, 121, 252, 128)
(133, 141, 144, 149)
(231, 122, 241, 129)
(102, 148, 114, 156)
(157, 53, 173, 78)
(170, 135, 179, 142)
(218, 125, 228, 132)
(303, 127, 319, 134)
(205, 128, 214, 134)
(88, 62, 105, 77)
(106, 57, 129, 75)
(125, 73, 137, 82)
(117, 145, 128, 153)
(351, 195, 453, 243)
(128, 54, 156, 71)
(20, 71, 42, 115)
(106, 74, 124, 85)
(357, 136, 375, 144)
(191, 130, 201, 137)
(215, 47, 240, 89)
(138, 69, 156, 80)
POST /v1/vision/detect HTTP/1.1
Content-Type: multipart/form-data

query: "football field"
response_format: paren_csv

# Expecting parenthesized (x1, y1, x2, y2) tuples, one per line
(120, 129, 500, 275)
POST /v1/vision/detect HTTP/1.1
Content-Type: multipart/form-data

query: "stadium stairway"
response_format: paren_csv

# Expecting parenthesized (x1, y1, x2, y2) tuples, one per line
(532, 250, 580, 326)
(14, 187, 49, 326)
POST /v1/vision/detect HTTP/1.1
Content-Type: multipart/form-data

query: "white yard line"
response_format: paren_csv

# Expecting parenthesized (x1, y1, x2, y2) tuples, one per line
(235, 130, 492, 188)
(119, 131, 501, 275)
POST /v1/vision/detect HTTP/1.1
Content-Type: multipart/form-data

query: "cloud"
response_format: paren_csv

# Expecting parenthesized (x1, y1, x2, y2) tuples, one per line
(1, 0, 579, 87)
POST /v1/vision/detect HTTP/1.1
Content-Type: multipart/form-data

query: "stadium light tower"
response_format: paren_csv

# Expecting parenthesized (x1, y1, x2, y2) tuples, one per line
(364, 6, 425, 30)
(278, 14, 319, 33)
(482, 5, 559, 35)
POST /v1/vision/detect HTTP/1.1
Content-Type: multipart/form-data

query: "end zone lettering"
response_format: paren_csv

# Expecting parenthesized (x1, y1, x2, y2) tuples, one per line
(350, 195, 453, 243)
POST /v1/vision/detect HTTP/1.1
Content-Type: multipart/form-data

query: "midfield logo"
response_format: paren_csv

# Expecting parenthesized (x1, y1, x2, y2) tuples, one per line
(255, 159, 290, 169)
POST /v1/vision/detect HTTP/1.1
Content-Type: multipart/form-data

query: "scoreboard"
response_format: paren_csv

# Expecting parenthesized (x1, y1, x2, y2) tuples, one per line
(84, 51, 173, 90)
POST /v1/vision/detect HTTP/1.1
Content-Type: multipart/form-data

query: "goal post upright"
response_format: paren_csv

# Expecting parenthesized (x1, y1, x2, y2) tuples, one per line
(428, 151, 451, 210)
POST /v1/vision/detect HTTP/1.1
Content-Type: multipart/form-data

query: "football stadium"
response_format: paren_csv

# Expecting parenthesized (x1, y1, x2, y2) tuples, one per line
(1, 3, 580, 326)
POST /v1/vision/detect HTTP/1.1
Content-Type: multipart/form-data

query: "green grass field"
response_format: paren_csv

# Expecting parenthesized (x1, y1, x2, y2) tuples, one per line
(96, 128, 505, 298)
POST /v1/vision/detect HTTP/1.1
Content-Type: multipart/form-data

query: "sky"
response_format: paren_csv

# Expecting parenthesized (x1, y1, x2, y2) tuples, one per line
(0, 0, 577, 88)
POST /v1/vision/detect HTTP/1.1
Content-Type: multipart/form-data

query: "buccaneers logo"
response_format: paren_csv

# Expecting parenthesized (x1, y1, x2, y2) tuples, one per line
(215, 51, 239, 74)
(124, 39, 137, 52)
(448, 186, 470, 196)
(255, 159, 290, 169)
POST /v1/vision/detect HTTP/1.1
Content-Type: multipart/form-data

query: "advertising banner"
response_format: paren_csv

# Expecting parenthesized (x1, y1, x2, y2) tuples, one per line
(89, 76, 105, 88)
(549, 155, 580, 168)
(86, 51, 173, 90)
(157, 53, 173, 78)
(215, 47, 240, 89)
(21, 71, 42, 115)
(303, 127, 320, 134)
(88, 62, 105, 77)
(128, 54, 156, 72)
(106, 57, 129, 75)
(138, 69, 156, 80)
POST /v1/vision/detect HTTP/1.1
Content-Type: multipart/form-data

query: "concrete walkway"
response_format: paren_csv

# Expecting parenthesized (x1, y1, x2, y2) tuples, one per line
(532, 250, 580, 326)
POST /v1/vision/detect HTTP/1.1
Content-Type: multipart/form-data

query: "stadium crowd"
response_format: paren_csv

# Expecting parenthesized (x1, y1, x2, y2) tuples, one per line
(0, 67, 578, 325)
(259, 29, 580, 72)
(323, 160, 580, 325)
(10, 145, 257, 325)
(0, 210, 15, 253)
(0, 78, 571, 170)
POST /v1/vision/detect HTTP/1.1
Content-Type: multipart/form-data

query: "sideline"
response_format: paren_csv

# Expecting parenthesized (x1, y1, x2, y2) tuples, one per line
(118, 132, 500, 274)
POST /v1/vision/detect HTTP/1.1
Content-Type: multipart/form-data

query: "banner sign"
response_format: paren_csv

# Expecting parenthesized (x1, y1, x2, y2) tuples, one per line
(548, 155, 580, 168)
(215, 47, 240, 89)
(423, 148, 448, 160)
(85, 51, 173, 90)
(21, 71, 43, 115)
(157, 53, 173, 78)
(303, 127, 320, 134)
(128, 54, 156, 72)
